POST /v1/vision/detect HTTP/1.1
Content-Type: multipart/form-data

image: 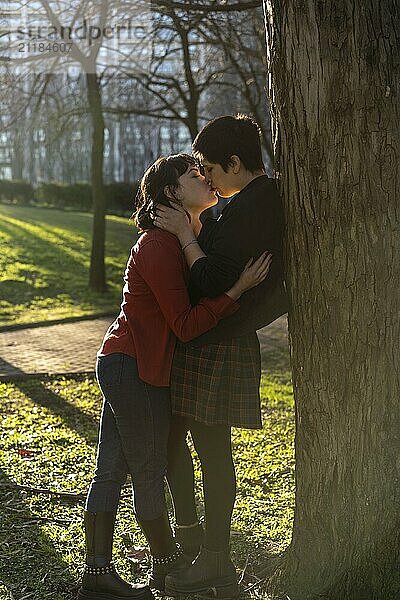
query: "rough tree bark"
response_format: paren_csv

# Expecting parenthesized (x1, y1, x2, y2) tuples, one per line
(264, 1, 400, 599)
(86, 72, 107, 292)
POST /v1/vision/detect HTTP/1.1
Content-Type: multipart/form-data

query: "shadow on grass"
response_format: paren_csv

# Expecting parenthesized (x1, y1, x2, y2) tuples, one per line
(15, 379, 99, 446)
(0, 279, 38, 304)
(0, 205, 94, 240)
(0, 217, 94, 319)
(0, 206, 136, 260)
(0, 215, 89, 275)
(0, 468, 78, 600)
(0, 211, 125, 327)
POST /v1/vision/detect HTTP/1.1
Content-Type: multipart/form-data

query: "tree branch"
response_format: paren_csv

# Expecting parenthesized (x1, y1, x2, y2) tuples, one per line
(153, 0, 262, 13)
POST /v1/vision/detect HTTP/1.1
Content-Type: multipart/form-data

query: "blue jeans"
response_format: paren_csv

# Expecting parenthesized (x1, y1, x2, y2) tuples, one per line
(85, 353, 171, 520)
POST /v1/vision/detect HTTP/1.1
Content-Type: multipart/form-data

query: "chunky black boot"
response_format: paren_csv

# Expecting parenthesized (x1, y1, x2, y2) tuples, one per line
(77, 511, 153, 600)
(149, 544, 189, 592)
(137, 511, 190, 593)
(174, 519, 204, 561)
(165, 546, 239, 599)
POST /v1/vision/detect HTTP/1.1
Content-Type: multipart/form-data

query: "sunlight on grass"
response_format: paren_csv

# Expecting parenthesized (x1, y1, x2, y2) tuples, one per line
(0, 369, 294, 599)
(0, 205, 137, 327)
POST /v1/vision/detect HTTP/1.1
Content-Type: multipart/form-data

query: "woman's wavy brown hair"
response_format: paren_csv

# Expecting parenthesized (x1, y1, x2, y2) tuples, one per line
(132, 154, 197, 231)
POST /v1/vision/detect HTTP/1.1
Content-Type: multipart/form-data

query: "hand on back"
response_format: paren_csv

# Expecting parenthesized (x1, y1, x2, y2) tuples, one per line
(226, 252, 272, 301)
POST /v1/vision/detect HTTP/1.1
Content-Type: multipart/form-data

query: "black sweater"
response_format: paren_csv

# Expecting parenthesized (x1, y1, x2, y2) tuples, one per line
(188, 175, 288, 346)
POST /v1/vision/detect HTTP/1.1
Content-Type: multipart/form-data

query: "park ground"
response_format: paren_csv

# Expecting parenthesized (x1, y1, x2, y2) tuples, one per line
(0, 205, 294, 600)
(0, 205, 134, 328)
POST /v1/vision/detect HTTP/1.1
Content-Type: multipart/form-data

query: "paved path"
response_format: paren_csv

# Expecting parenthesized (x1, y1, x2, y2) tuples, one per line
(0, 315, 288, 380)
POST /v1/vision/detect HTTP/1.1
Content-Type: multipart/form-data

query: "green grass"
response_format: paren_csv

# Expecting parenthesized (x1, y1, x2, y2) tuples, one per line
(0, 205, 138, 328)
(0, 351, 294, 600)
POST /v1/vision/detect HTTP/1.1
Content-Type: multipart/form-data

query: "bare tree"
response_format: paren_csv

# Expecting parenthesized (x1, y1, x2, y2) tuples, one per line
(111, 7, 229, 138)
(1, 0, 268, 290)
(109, 1, 270, 145)
(1, 0, 153, 291)
(197, 7, 273, 161)
(264, 1, 400, 598)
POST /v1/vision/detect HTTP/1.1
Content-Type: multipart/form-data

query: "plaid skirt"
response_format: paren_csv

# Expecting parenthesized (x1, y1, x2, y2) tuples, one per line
(170, 332, 262, 429)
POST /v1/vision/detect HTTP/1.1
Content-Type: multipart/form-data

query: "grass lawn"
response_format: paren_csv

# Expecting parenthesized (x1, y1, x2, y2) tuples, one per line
(0, 205, 137, 328)
(0, 350, 294, 600)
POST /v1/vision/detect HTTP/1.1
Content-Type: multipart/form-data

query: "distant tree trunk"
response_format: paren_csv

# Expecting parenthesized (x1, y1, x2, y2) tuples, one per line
(107, 122, 116, 183)
(186, 103, 199, 140)
(86, 72, 107, 292)
(264, 1, 400, 599)
(174, 15, 199, 139)
(12, 128, 24, 180)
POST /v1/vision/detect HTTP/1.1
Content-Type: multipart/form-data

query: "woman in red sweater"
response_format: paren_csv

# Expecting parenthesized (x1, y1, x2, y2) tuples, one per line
(78, 154, 271, 600)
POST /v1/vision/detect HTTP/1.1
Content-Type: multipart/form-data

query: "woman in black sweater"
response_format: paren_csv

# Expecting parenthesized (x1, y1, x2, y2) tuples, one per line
(155, 115, 287, 598)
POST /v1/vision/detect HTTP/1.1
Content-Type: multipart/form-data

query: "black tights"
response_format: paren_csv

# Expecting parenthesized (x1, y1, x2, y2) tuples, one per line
(166, 416, 236, 551)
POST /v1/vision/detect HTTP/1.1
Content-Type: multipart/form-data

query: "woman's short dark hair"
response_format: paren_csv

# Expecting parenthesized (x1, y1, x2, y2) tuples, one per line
(132, 153, 196, 231)
(192, 114, 264, 173)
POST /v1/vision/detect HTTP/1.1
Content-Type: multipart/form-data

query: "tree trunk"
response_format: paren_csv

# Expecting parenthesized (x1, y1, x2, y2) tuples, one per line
(86, 72, 107, 292)
(186, 108, 199, 140)
(264, 1, 400, 599)
(12, 128, 24, 180)
(176, 20, 199, 139)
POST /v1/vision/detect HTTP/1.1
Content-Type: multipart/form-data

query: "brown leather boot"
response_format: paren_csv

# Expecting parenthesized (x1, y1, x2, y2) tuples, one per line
(77, 511, 153, 600)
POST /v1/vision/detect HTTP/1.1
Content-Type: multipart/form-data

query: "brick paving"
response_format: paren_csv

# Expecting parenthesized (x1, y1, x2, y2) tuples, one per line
(0, 315, 288, 380)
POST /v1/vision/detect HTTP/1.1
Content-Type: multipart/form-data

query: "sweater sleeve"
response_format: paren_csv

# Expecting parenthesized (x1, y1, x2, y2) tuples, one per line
(190, 209, 247, 298)
(136, 238, 239, 343)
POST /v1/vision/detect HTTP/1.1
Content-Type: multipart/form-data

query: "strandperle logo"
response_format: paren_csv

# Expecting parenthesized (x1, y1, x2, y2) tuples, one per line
(0, 1, 153, 75)
(14, 18, 147, 47)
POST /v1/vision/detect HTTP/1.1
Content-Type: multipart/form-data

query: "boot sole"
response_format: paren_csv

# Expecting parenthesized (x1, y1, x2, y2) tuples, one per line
(77, 588, 154, 600)
(165, 577, 239, 599)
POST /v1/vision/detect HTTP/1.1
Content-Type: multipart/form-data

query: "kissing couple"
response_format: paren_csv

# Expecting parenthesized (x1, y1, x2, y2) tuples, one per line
(77, 114, 287, 600)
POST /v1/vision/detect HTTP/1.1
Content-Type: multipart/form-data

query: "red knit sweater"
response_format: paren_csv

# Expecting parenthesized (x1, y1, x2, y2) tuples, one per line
(99, 229, 239, 386)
